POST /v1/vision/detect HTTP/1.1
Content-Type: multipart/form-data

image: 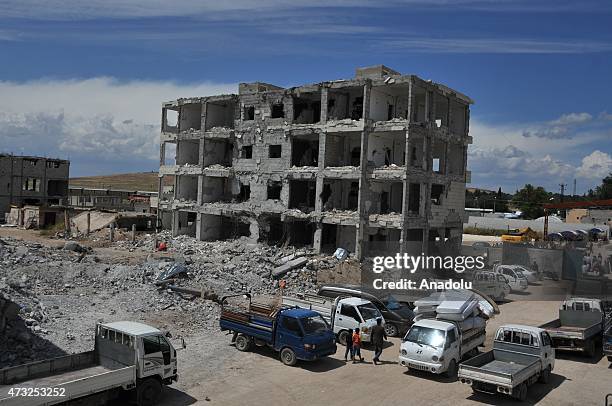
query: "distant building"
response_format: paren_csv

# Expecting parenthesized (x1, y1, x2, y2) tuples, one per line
(67, 186, 157, 213)
(0, 154, 69, 221)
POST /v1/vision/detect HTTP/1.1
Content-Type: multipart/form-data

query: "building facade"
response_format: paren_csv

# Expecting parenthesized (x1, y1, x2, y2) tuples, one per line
(0, 154, 69, 220)
(158, 65, 472, 259)
(67, 186, 156, 213)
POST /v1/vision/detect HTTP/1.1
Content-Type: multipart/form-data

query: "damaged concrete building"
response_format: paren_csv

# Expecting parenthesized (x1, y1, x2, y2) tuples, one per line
(0, 154, 70, 224)
(157, 65, 472, 259)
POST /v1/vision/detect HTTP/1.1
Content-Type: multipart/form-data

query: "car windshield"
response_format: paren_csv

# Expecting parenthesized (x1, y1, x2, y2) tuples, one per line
(405, 326, 446, 348)
(301, 315, 329, 335)
(357, 304, 382, 321)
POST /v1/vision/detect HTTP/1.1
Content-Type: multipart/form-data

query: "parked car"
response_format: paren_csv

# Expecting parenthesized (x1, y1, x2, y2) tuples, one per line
(494, 265, 528, 292)
(471, 270, 511, 302)
(317, 284, 414, 337)
(507, 265, 539, 284)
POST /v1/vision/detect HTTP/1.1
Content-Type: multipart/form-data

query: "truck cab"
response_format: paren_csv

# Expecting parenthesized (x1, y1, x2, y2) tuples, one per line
(399, 318, 485, 378)
(97, 321, 179, 386)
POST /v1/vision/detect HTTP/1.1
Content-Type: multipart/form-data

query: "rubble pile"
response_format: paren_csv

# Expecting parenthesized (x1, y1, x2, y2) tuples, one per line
(0, 232, 345, 368)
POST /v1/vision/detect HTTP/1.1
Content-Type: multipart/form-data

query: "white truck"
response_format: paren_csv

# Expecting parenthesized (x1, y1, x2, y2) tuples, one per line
(494, 265, 528, 292)
(471, 271, 511, 302)
(399, 318, 486, 378)
(458, 324, 555, 401)
(0, 321, 181, 406)
(282, 294, 383, 345)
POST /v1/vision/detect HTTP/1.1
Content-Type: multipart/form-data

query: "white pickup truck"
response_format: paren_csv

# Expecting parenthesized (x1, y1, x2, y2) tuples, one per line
(0, 321, 181, 406)
(399, 318, 485, 378)
(282, 294, 383, 344)
(458, 324, 555, 401)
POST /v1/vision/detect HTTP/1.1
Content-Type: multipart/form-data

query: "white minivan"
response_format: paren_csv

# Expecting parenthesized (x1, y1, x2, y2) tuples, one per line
(494, 265, 528, 292)
(472, 271, 511, 302)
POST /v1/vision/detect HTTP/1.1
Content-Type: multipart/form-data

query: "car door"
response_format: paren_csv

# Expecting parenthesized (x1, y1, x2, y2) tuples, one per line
(278, 316, 304, 352)
(446, 327, 460, 361)
(540, 331, 555, 370)
(337, 304, 360, 331)
(141, 334, 170, 377)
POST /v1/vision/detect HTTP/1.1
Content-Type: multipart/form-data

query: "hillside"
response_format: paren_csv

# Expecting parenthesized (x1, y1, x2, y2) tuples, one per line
(70, 172, 163, 192)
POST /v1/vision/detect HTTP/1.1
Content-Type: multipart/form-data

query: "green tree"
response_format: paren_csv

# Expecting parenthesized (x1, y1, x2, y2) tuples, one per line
(511, 184, 551, 219)
(593, 173, 612, 199)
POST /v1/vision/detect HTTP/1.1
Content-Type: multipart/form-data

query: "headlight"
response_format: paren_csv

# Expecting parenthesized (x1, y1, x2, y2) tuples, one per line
(432, 355, 439, 362)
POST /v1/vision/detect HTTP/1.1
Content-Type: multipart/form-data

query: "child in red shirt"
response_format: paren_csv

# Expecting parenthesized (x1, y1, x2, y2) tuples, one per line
(352, 328, 364, 363)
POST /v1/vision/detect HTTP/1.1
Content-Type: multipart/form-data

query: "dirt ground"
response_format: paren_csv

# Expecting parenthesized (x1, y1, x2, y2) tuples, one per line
(2, 228, 610, 406)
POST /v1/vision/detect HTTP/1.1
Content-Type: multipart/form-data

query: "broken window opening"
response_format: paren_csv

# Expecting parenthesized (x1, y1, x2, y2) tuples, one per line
(271, 103, 285, 118)
(321, 180, 359, 211)
(411, 87, 427, 123)
(448, 144, 465, 176)
(202, 139, 233, 167)
(370, 182, 403, 214)
(367, 132, 406, 167)
(289, 180, 316, 212)
(176, 175, 198, 202)
(291, 138, 318, 167)
(293, 93, 321, 124)
(179, 103, 202, 131)
(408, 183, 421, 215)
(176, 211, 197, 237)
(287, 221, 315, 247)
(431, 184, 444, 205)
(434, 93, 449, 128)
(244, 105, 255, 121)
(432, 140, 446, 174)
(241, 145, 253, 159)
(163, 108, 179, 133)
(237, 183, 250, 202)
(324, 132, 361, 167)
(327, 87, 364, 121)
(176, 139, 200, 166)
(321, 224, 356, 254)
(369, 85, 410, 122)
(201, 177, 232, 203)
(269, 145, 282, 159)
(260, 215, 285, 245)
(366, 228, 401, 256)
(267, 181, 282, 200)
(206, 100, 236, 130)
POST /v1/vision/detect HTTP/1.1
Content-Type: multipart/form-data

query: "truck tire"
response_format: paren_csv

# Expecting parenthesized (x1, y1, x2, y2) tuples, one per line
(513, 383, 527, 401)
(137, 378, 162, 406)
(235, 334, 252, 352)
(280, 347, 297, 366)
(384, 323, 399, 337)
(539, 366, 551, 384)
(444, 359, 458, 379)
(338, 330, 350, 346)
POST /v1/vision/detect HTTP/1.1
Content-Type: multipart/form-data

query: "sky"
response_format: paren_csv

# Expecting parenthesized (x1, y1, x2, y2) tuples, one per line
(0, 0, 611, 194)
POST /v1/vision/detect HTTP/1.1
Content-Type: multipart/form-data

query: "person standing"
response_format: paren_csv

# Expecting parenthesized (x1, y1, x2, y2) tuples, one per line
(371, 318, 387, 365)
(344, 328, 354, 362)
(352, 328, 363, 363)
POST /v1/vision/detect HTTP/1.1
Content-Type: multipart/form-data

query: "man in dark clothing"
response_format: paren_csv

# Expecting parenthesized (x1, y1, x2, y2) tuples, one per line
(371, 318, 387, 365)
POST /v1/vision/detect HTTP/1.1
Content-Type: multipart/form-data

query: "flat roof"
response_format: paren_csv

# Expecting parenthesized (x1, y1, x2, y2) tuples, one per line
(100, 321, 161, 336)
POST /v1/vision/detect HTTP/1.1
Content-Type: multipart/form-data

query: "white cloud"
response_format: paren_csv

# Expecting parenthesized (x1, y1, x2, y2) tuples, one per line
(0, 78, 236, 174)
(576, 150, 612, 179)
(549, 112, 592, 126)
(380, 38, 612, 54)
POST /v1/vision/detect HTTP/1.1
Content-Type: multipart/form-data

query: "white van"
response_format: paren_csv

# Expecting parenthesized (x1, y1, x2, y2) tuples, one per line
(472, 270, 511, 302)
(494, 265, 528, 292)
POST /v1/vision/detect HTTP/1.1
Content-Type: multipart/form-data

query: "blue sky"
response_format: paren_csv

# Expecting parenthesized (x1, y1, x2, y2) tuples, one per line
(0, 0, 611, 194)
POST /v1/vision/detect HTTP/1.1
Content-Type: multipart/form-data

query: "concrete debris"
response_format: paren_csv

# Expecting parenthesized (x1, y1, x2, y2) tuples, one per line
(272, 257, 308, 278)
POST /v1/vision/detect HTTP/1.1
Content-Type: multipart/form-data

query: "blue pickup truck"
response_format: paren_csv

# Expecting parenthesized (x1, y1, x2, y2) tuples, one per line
(220, 293, 337, 366)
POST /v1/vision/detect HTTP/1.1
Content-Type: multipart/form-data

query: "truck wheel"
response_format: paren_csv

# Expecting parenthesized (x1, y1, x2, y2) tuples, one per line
(137, 378, 162, 406)
(539, 366, 551, 384)
(513, 383, 527, 401)
(338, 330, 350, 346)
(384, 323, 399, 337)
(444, 359, 458, 379)
(235, 334, 252, 352)
(280, 348, 297, 366)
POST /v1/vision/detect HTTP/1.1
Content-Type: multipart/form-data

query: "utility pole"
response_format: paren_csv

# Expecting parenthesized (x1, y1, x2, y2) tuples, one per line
(572, 179, 576, 197)
(559, 183, 566, 202)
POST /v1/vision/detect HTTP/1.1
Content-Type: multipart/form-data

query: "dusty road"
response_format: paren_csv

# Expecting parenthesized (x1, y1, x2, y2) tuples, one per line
(160, 299, 612, 406)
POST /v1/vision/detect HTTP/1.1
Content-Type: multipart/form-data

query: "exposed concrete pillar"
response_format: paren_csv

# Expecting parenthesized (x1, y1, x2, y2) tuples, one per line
(197, 175, 204, 205)
(110, 223, 115, 242)
(249, 219, 260, 243)
(313, 223, 323, 254)
(171, 211, 180, 237)
(86, 212, 91, 235)
(64, 209, 70, 238)
(355, 81, 372, 260)
(131, 224, 136, 243)
(320, 87, 328, 123)
(195, 213, 203, 240)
